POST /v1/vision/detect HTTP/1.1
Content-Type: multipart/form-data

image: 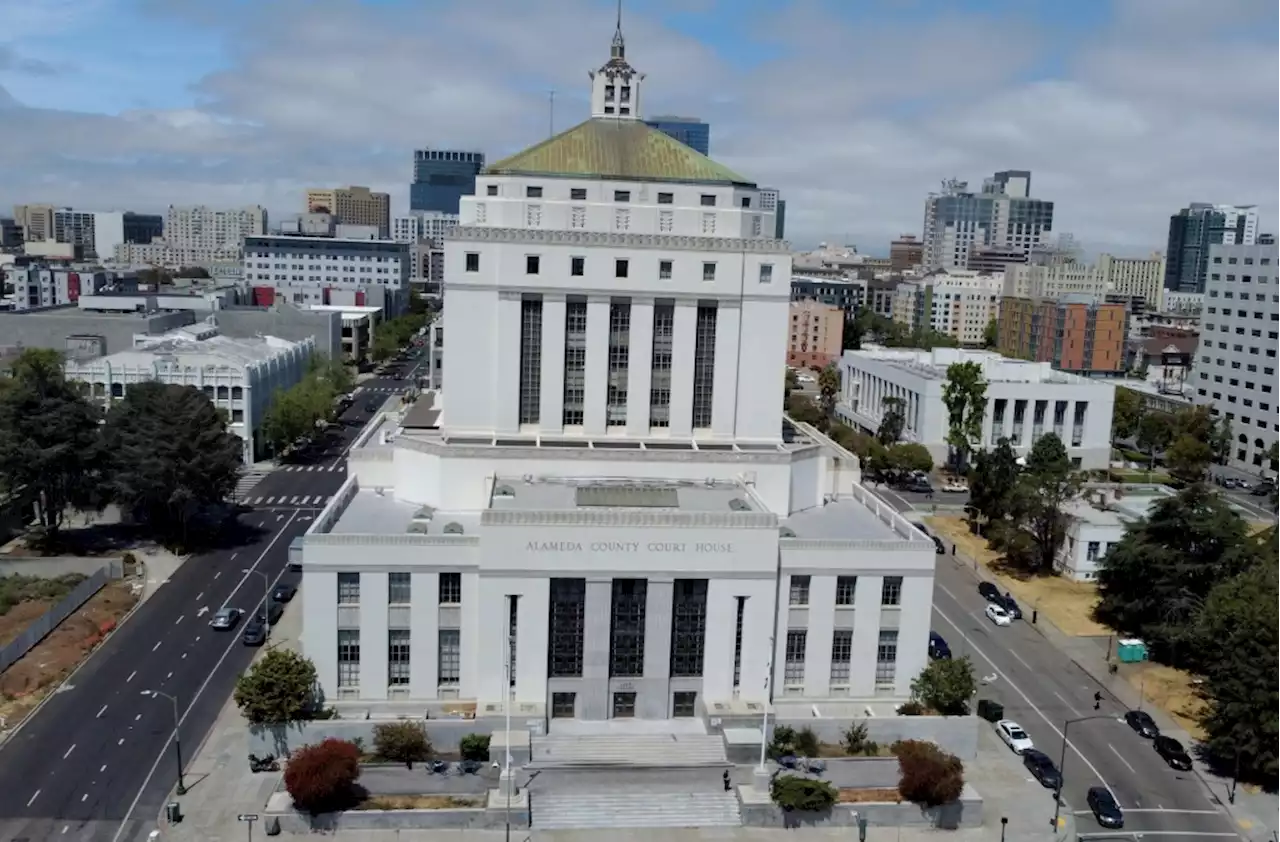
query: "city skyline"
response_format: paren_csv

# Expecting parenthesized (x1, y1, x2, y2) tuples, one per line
(0, 0, 1275, 254)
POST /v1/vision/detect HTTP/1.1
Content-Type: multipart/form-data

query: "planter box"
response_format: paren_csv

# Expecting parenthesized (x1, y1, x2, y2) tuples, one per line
(741, 783, 983, 830)
(267, 802, 528, 832)
(823, 757, 900, 789)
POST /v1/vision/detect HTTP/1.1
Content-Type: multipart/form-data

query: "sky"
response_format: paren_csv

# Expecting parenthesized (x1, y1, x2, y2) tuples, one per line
(0, 0, 1276, 254)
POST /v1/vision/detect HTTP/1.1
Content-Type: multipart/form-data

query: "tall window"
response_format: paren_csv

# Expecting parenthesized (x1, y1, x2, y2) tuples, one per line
(519, 297, 542, 424)
(669, 579, 707, 677)
(881, 576, 903, 606)
(783, 630, 806, 685)
(691, 304, 717, 428)
(562, 300, 587, 425)
(830, 630, 852, 684)
(732, 596, 746, 689)
(835, 576, 857, 606)
(609, 578, 647, 677)
(438, 629, 461, 685)
(789, 575, 810, 606)
(548, 578, 585, 677)
(606, 299, 631, 426)
(337, 572, 360, 604)
(875, 630, 899, 684)
(649, 302, 674, 427)
(439, 572, 461, 604)
(337, 630, 360, 687)
(388, 629, 410, 686)
(388, 572, 411, 605)
(507, 595, 519, 689)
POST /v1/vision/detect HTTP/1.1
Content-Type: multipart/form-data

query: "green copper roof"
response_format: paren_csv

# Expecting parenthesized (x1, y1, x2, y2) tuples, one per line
(486, 118, 754, 186)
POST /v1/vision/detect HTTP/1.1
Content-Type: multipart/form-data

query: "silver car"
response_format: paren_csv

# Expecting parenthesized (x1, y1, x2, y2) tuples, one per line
(209, 607, 242, 630)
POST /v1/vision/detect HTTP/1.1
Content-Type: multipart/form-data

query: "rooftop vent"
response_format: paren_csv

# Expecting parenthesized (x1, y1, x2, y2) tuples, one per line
(779, 527, 797, 538)
(443, 522, 465, 535)
(728, 498, 751, 512)
(412, 505, 435, 520)
(494, 484, 515, 498)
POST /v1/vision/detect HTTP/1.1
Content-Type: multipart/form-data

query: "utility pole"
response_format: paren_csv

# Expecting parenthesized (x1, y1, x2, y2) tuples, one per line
(548, 91, 556, 138)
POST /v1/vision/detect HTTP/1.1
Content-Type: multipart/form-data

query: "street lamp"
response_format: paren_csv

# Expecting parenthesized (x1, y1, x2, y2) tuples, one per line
(142, 690, 187, 795)
(503, 594, 518, 842)
(244, 568, 271, 637)
(756, 633, 776, 789)
(1052, 714, 1114, 833)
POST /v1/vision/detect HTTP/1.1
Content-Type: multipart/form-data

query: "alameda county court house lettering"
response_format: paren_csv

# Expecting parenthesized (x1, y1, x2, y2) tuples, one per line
(526, 541, 735, 554)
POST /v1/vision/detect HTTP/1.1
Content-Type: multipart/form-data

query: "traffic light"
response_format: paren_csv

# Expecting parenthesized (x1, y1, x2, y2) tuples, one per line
(1093, 692, 1102, 710)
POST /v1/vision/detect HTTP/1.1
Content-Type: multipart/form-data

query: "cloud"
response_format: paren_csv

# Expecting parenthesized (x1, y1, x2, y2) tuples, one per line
(0, 44, 67, 77)
(0, 0, 1276, 253)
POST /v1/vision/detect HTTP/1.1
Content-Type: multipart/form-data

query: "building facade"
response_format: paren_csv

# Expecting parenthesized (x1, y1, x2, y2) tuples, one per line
(92, 211, 163, 263)
(2, 264, 137, 311)
(116, 205, 268, 267)
(787, 300, 844, 370)
(758, 189, 785, 239)
(1192, 242, 1279, 474)
(52, 209, 98, 254)
(306, 187, 391, 238)
(997, 295, 1127, 375)
(892, 271, 1001, 345)
(1098, 252, 1166, 310)
(1165, 204, 1258, 294)
(1003, 261, 1107, 300)
(13, 204, 55, 242)
(790, 275, 864, 314)
(241, 235, 410, 317)
(411, 150, 485, 215)
(889, 235, 923, 272)
(298, 24, 934, 723)
(643, 116, 710, 156)
(921, 172, 1054, 271)
(836, 347, 1116, 469)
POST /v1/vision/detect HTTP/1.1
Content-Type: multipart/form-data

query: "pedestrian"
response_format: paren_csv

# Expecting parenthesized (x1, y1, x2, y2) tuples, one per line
(723, 769, 731, 791)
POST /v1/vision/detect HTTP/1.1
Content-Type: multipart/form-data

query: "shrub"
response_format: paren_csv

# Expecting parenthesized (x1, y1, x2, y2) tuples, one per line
(841, 722, 881, 757)
(373, 721, 432, 767)
(897, 700, 927, 716)
(768, 724, 796, 759)
(893, 739, 964, 807)
(910, 656, 977, 716)
(284, 739, 362, 814)
(459, 733, 491, 762)
(770, 774, 838, 812)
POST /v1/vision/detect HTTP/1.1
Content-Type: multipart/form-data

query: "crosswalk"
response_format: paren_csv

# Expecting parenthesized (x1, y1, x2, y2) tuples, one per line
(243, 494, 334, 508)
(355, 385, 404, 394)
(279, 464, 345, 473)
(233, 469, 270, 499)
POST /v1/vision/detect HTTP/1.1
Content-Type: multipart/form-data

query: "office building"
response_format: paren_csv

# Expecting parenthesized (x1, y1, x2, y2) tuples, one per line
(64, 324, 314, 464)
(758, 189, 785, 239)
(921, 172, 1054, 271)
(889, 235, 923, 272)
(51, 209, 98, 254)
(0, 217, 21, 248)
(411, 150, 485, 215)
(837, 347, 1116, 469)
(787, 300, 844, 370)
(998, 295, 1127, 375)
(1192, 242, 1279, 473)
(242, 234, 410, 317)
(1003, 261, 1107, 300)
(790, 275, 865, 314)
(393, 212, 460, 244)
(1164, 204, 1258, 293)
(13, 204, 55, 242)
(1097, 252, 1166, 311)
(306, 186, 391, 238)
(965, 245, 1027, 276)
(92, 211, 163, 262)
(297, 22, 934, 721)
(644, 115, 710, 156)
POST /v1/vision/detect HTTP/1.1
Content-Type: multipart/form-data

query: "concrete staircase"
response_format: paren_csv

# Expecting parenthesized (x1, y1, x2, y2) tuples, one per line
(532, 790, 742, 830)
(529, 733, 727, 769)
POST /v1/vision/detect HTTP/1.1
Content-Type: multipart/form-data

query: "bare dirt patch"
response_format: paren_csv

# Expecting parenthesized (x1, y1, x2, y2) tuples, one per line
(0, 600, 58, 648)
(926, 515, 1110, 637)
(1123, 662, 1208, 740)
(838, 788, 902, 803)
(0, 581, 138, 727)
(356, 795, 484, 811)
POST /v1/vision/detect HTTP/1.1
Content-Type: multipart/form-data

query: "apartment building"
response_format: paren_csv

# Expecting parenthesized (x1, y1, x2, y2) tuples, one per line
(787, 300, 844, 370)
(306, 186, 391, 238)
(922, 171, 1054, 270)
(115, 206, 268, 267)
(1097, 252, 1167, 311)
(1, 264, 138, 310)
(893, 271, 1001, 345)
(1003, 261, 1107, 299)
(998, 295, 1127, 375)
(790, 275, 865, 314)
(889, 234, 923, 271)
(1165, 204, 1258, 293)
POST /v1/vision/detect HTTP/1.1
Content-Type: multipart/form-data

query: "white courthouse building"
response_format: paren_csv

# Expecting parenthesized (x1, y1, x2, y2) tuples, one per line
(299, 27, 935, 725)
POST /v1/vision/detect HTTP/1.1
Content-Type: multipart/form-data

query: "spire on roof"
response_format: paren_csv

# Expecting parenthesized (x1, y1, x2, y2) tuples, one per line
(611, 0, 625, 60)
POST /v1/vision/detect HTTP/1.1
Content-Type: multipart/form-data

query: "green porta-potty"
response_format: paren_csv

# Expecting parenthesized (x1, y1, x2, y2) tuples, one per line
(1117, 638, 1148, 663)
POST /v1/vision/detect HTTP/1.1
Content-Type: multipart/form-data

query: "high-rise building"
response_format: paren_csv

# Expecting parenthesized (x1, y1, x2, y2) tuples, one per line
(410, 150, 485, 215)
(92, 211, 163, 262)
(306, 186, 391, 238)
(52, 209, 97, 252)
(921, 172, 1054, 271)
(758, 188, 785, 238)
(1163, 203, 1258, 294)
(13, 204, 55, 242)
(1097, 252, 1166, 311)
(0, 217, 20, 248)
(113, 205, 266, 266)
(889, 234, 924, 271)
(787, 300, 845, 370)
(997, 295, 1127, 375)
(643, 115, 710, 156)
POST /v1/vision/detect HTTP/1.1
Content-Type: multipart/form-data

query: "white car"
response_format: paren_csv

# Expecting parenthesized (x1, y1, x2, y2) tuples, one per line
(985, 603, 1012, 626)
(997, 720, 1035, 754)
(942, 480, 969, 493)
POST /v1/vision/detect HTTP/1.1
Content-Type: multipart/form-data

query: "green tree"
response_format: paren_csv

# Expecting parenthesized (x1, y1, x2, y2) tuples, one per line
(99, 382, 243, 547)
(885, 442, 933, 476)
(234, 650, 319, 725)
(260, 386, 317, 455)
(373, 721, 433, 768)
(876, 396, 905, 446)
(941, 361, 988, 472)
(1210, 416, 1232, 466)
(173, 266, 211, 279)
(910, 656, 977, 715)
(309, 353, 354, 399)
(0, 349, 103, 543)
(1135, 412, 1173, 472)
(770, 775, 837, 812)
(786, 393, 828, 431)
(1112, 387, 1144, 441)
(1165, 434, 1213, 485)
(459, 733, 491, 762)
(1094, 484, 1261, 667)
(981, 318, 998, 350)
(966, 438, 1020, 534)
(817, 363, 840, 416)
(1016, 433, 1080, 573)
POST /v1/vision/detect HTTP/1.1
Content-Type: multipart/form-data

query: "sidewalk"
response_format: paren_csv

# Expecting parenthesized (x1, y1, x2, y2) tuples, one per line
(938, 537, 1277, 842)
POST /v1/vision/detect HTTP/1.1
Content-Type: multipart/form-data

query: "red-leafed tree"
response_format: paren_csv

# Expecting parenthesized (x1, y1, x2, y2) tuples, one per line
(284, 738, 362, 814)
(894, 739, 965, 806)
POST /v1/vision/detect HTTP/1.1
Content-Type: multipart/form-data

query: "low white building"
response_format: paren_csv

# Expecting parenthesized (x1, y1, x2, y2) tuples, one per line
(63, 324, 313, 463)
(1057, 487, 1179, 581)
(298, 23, 935, 726)
(836, 347, 1116, 469)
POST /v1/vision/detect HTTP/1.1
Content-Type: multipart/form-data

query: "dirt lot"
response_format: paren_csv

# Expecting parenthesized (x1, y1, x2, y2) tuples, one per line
(356, 795, 485, 810)
(838, 788, 902, 803)
(1124, 662, 1208, 739)
(0, 582, 138, 727)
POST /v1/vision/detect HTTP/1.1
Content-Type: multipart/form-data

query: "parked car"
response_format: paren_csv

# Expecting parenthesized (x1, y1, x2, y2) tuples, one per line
(928, 631, 952, 660)
(904, 478, 934, 494)
(1153, 736, 1193, 770)
(997, 719, 1034, 754)
(242, 620, 267, 646)
(1250, 481, 1275, 497)
(1086, 786, 1124, 828)
(1022, 749, 1061, 789)
(1124, 709, 1160, 738)
(941, 480, 969, 493)
(257, 601, 284, 626)
(1000, 592, 1023, 620)
(978, 581, 1001, 602)
(209, 607, 242, 630)
(986, 603, 1012, 626)
(271, 583, 297, 603)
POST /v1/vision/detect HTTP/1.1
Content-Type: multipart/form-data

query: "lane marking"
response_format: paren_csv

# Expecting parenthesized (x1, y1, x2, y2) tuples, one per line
(100, 765, 107, 773)
(96, 705, 108, 718)
(1053, 690, 1082, 717)
(118, 738, 124, 745)
(81, 793, 87, 802)
(1078, 834, 1239, 840)
(214, 571, 221, 580)
(1007, 645, 1034, 671)
(1124, 808, 1223, 815)
(1108, 743, 1137, 775)
(151, 641, 161, 652)
(63, 744, 76, 759)
(230, 553, 238, 561)
(174, 615, 183, 625)
(27, 789, 39, 806)
(166, 671, 173, 680)
(195, 592, 203, 602)
(113, 510, 301, 842)
(126, 670, 136, 683)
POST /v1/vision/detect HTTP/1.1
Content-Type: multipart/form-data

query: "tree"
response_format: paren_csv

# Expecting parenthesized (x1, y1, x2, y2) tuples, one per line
(99, 382, 243, 546)
(284, 739, 362, 814)
(309, 354, 354, 399)
(1112, 388, 1144, 441)
(173, 266, 211, 279)
(770, 775, 838, 812)
(1165, 434, 1213, 485)
(1194, 546, 1279, 784)
(372, 721, 433, 768)
(817, 363, 840, 416)
(981, 318, 998, 350)
(1016, 433, 1080, 573)
(966, 438, 1020, 533)
(261, 385, 318, 455)
(0, 349, 103, 543)
(786, 393, 827, 431)
(941, 361, 987, 472)
(234, 650, 319, 725)
(1094, 484, 1261, 667)
(459, 733, 491, 762)
(876, 396, 905, 446)
(1135, 412, 1173, 471)
(894, 740, 965, 807)
(884, 442, 933, 476)
(784, 368, 799, 396)
(910, 656, 977, 715)
(1210, 416, 1232, 466)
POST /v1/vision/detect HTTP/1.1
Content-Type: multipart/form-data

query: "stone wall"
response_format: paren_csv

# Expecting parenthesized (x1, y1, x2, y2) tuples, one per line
(740, 783, 984, 829)
(247, 717, 529, 765)
(269, 803, 527, 833)
(714, 715, 979, 761)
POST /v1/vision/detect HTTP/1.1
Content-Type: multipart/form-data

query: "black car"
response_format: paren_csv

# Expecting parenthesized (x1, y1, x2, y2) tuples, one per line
(999, 592, 1022, 620)
(257, 601, 284, 626)
(242, 620, 267, 646)
(1250, 481, 1275, 497)
(1154, 736, 1193, 770)
(1086, 786, 1124, 828)
(930, 535, 946, 554)
(978, 581, 1001, 602)
(928, 631, 952, 660)
(1124, 709, 1160, 738)
(272, 583, 297, 603)
(1022, 749, 1062, 789)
